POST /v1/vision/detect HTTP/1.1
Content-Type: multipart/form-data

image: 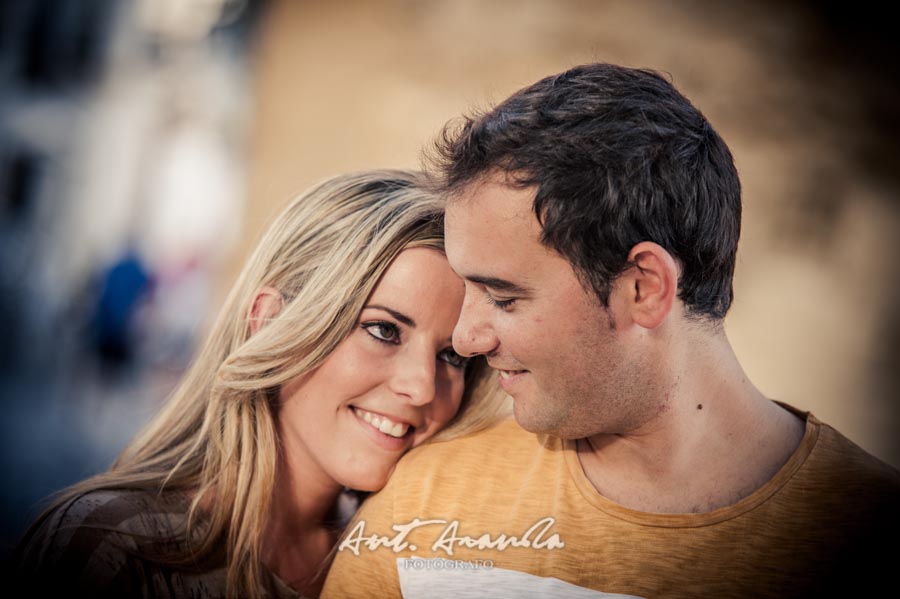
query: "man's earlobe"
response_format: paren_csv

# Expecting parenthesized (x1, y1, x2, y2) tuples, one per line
(248, 287, 284, 336)
(626, 242, 678, 329)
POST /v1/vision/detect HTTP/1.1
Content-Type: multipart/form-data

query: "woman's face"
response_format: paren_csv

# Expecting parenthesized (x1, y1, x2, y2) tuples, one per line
(278, 247, 468, 492)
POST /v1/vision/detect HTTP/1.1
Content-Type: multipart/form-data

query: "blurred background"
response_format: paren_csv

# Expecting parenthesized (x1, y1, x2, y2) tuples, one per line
(1, 0, 898, 557)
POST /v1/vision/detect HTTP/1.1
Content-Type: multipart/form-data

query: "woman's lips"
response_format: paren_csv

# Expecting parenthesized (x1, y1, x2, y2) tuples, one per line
(350, 406, 416, 451)
(352, 406, 410, 437)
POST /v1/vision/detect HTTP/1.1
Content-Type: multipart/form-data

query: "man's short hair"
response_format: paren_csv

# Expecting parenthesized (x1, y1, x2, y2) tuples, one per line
(431, 63, 742, 320)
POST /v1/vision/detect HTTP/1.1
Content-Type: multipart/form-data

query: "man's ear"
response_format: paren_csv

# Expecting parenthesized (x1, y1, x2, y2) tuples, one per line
(248, 286, 284, 336)
(622, 242, 678, 329)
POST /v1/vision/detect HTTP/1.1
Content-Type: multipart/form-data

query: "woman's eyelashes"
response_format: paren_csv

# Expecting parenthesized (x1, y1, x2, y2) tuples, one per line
(439, 347, 469, 369)
(362, 321, 401, 344)
(361, 321, 468, 369)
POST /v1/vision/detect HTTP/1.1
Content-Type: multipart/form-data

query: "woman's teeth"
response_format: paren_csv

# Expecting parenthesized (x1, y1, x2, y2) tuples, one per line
(354, 407, 410, 438)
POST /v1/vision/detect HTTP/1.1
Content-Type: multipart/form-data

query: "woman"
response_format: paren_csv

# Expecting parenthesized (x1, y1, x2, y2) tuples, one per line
(15, 170, 507, 598)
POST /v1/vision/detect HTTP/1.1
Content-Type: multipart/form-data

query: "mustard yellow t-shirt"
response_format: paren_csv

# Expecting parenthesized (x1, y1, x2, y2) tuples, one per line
(323, 405, 900, 598)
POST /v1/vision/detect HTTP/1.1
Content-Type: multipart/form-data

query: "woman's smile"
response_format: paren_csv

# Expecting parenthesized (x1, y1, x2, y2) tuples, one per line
(277, 247, 467, 493)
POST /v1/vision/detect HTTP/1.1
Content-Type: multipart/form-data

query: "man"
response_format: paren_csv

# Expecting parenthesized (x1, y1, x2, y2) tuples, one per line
(322, 63, 900, 598)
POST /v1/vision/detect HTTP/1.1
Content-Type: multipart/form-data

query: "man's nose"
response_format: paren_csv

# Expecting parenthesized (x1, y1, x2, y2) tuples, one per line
(452, 291, 499, 358)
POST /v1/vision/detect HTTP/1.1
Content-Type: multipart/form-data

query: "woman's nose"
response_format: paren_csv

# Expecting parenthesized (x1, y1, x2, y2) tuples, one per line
(389, 347, 437, 406)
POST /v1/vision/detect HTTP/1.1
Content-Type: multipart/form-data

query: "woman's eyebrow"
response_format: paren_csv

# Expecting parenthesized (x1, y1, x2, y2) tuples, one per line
(365, 304, 416, 327)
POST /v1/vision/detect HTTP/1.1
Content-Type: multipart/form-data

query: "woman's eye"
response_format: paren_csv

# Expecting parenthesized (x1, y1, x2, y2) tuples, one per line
(362, 322, 400, 344)
(439, 347, 469, 369)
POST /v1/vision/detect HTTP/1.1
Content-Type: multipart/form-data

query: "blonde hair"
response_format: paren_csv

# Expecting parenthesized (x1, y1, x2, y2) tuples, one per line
(29, 170, 508, 597)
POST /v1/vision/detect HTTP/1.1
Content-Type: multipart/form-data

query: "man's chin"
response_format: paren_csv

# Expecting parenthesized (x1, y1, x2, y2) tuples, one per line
(511, 402, 559, 435)
(511, 403, 590, 439)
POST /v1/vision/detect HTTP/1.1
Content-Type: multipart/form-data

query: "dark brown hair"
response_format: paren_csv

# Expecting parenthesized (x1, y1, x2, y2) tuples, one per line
(430, 63, 741, 320)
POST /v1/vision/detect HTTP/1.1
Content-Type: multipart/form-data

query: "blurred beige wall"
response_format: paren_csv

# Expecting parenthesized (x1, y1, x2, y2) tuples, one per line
(242, 0, 900, 466)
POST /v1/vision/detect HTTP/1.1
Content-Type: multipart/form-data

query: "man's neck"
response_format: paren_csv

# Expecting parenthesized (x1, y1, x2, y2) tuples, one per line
(577, 333, 805, 514)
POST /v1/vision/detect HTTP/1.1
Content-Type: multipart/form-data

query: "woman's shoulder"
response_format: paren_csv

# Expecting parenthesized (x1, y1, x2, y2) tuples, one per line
(16, 489, 192, 595)
(21, 489, 188, 556)
(51, 489, 181, 527)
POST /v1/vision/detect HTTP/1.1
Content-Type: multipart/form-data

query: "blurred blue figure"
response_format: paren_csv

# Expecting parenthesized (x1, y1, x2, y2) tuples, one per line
(90, 250, 153, 367)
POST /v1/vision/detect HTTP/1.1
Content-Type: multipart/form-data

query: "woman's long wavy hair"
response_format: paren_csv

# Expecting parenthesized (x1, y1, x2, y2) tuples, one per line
(27, 169, 508, 597)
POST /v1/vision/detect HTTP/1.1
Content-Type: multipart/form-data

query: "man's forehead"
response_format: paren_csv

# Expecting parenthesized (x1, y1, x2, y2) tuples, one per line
(445, 176, 538, 229)
(444, 177, 550, 289)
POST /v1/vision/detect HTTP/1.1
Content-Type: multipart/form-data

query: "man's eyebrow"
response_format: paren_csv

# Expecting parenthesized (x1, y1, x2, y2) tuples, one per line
(365, 304, 416, 327)
(465, 275, 533, 295)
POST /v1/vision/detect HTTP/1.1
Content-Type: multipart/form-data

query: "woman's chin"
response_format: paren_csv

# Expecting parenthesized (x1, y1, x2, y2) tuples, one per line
(338, 464, 395, 494)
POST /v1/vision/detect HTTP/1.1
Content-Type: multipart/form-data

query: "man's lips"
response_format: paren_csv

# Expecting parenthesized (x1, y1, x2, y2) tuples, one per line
(491, 365, 529, 392)
(497, 369, 528, 380)
(488, 361, 528, 378)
